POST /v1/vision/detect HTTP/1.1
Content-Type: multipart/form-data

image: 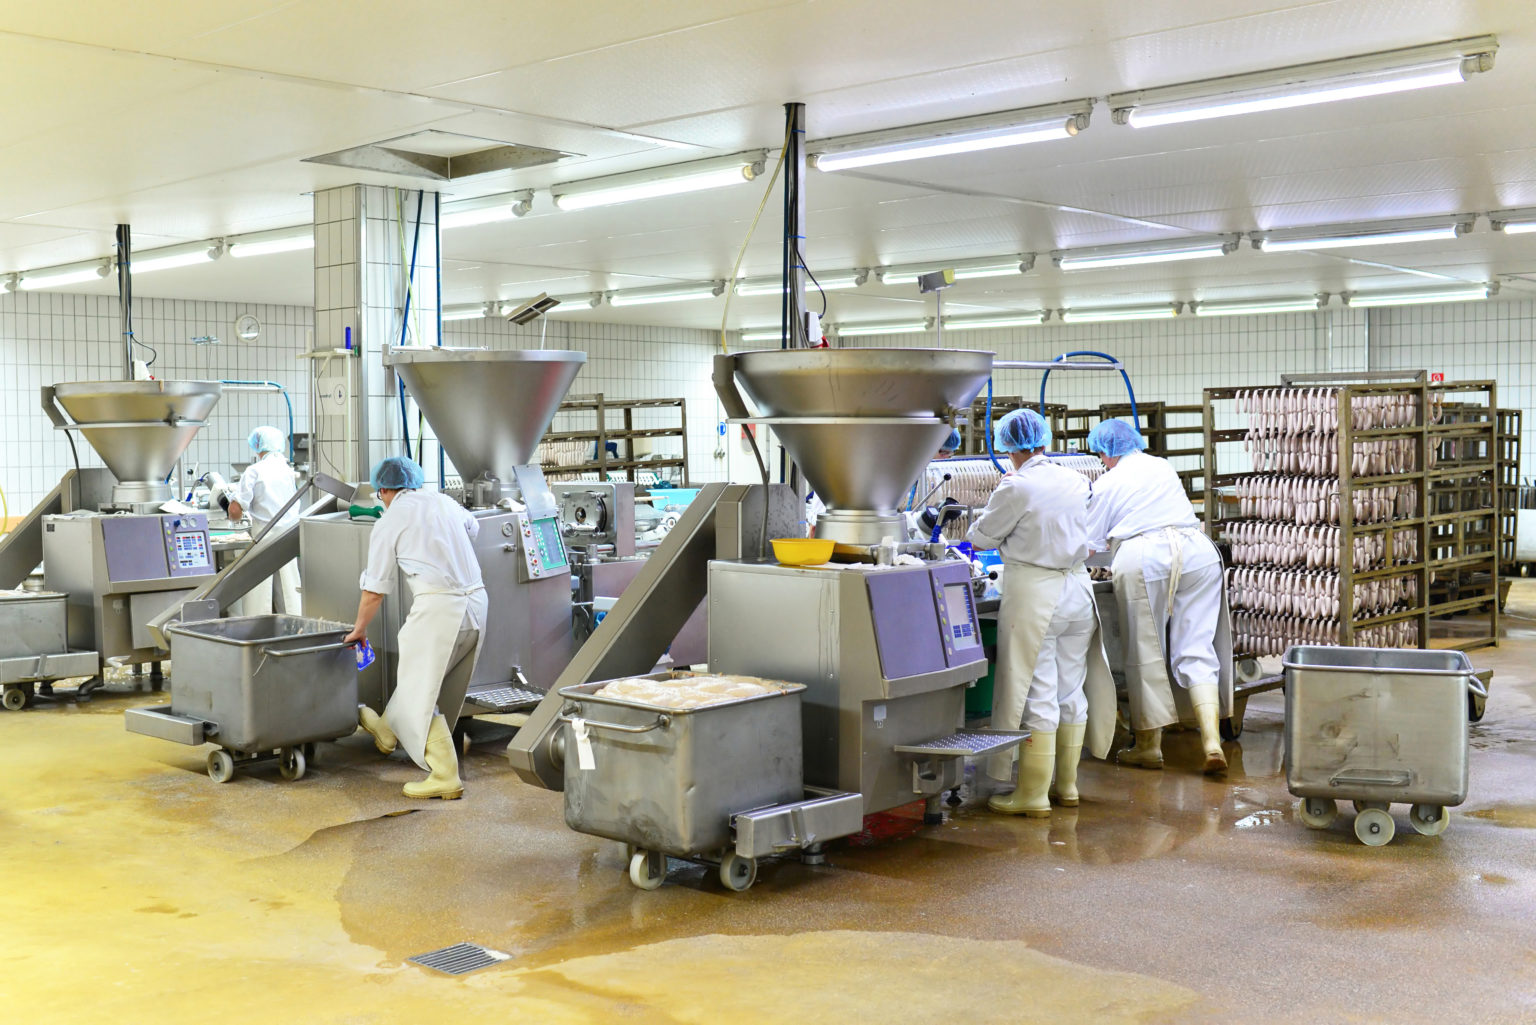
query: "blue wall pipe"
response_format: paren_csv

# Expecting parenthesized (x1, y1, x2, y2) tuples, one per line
(396, 189, 425, 457)
(218, 380, 295, 460)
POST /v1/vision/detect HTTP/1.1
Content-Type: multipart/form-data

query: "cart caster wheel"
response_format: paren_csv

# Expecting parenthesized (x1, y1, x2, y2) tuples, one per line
(207, 750, 236, 784)
(945, 788, 963, 808)
(1297, 797, 1338, 829)
(628, 850, 665, 891)
(719, 853, 757, 893)
(279, 747, 306, 782)
(1352, 800, 1389, 815)
(1219, 716, 1241, 740)
(1354, 807, 1395, 846)
(1408, 804, 1450, 836)
(2, 686, 28, 711)
(302, 743, 317, 765)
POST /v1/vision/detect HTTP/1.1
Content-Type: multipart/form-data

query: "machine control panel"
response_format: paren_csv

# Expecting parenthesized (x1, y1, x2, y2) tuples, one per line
(930, 562, 984, 667)
(514, 512, 570, 581)
(102, 512, 215, 583)
(163, 514, 215, 577)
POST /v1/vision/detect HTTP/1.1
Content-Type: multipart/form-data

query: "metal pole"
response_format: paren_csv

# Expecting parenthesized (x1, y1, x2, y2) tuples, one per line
(785, 102, 808, 347)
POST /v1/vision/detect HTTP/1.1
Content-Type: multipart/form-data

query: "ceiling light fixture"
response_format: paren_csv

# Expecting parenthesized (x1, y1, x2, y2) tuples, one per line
(441, 190, 535, 229)
(228, 227, 315, 258)
(441, 303, 490, 321)
(1055, 238, 1238, 271)
(129, 241, 225, 274)
(1194, 296, 1328, 317)
(1058, 304, 1181, 324)
(1109, 36, 1498, 129)
(943, 312, 1048, 329)
(1, 274, 18, 293)
(739, 328, 786, 344)
(879, 254, 1035, 285)
(545, 292, 604, 312)
(833, 321, 929, 337)
(734, 270, 867, 296)
(607, 281, 726, 307)
(1342, 283, 1495, 308)
(809, 100, 1094, 172)
(1489, 208, 1536, 235)
(18, 260, 113, 290)
(1252, 217, 1473, 253)
(553, 152, 767, 212)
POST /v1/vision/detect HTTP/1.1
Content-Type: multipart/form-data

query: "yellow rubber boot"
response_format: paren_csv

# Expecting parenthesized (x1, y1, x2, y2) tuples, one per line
(403, 715, 464, 800)
(989, 731, 1054, 817)
(1189, 684, 1228, 774)
(1050, 722, 1087, 807)
(358, 705, 397, 755)
(1118, 728, 1164, 769)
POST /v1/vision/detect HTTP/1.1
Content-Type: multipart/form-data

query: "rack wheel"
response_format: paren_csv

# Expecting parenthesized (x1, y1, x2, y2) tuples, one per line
(1408, 804, 1450, 836)
(279, 747, 307, 781)
(628, 850, 665, 891)
(207, 750, 236, 784)
(1297, 797, 1338, 829)
(1354, 807, 1395, 846)
(2, 686, 28, 711)
(719, 852, 758, 893)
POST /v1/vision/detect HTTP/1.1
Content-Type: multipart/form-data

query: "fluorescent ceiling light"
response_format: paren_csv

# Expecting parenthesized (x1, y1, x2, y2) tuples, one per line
(130, 242, 223, 274)
(441, 304, 489, 321)
(834, 321, 928, 337)
(546, 292, 603, 312)
(734, 271, 866, 297)
(1, 274, 16, 293)
(441, 190, 534, 229)
(1109, 36, 1497, 129)
(1055, 238, 1237, 271)
(810, 100, 1093, 172)
(1194, 296, 1326, 317)
(1059, 305, 1180, 324)
(740, 328, 785, 344)
(1489, 208, 1536, 234)
(608, 282, 725, 307)
(943, 313, 1047, 330)
(879, 255, 1034, 285)
(19, 260, 112, 290)
(553, 152, 767, 212)
(1254, 218, 1471, 253)
(1343, 284, 1494, 308)
(228, 228, 314, 258)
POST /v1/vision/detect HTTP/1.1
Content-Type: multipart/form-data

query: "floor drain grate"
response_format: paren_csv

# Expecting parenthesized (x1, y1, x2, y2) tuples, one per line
(407, 942, 512, 976)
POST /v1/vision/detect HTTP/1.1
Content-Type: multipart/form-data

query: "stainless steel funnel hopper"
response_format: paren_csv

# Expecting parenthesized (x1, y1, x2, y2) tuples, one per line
(719, 348, 993, 545)
(44, 380, 223, 507)
(387, 347, 586, 485)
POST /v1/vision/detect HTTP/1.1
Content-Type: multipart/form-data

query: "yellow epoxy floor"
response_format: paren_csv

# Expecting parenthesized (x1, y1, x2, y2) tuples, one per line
(3, 588, 1536, 1024)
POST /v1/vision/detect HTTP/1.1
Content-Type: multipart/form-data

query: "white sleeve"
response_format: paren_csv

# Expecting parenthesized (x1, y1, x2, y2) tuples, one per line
(1085, 479, 1115, 553)
(359, 510, 404, 594)
(966, 480, 1022, 551)
(458, 500, 480, 540)
(233, 465, 259, 508)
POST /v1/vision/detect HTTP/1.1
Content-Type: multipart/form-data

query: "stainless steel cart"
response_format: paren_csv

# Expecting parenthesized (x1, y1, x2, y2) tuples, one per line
(125, 614, 358, 783)
(559, 672, 864, 892)
(1283, 645, 1484, 846)
(0, 589, 100, 709)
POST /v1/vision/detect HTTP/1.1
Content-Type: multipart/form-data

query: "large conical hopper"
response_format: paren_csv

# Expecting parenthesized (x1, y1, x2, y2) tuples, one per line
(387, 347, 586, 484)
(725, 348, 993, 546)
(47, 380, 223, 505)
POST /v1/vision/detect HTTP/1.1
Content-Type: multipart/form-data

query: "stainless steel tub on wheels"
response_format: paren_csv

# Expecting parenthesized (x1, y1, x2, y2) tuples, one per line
(1283, 645, 1484, 846)
(125, 615, 358, 783)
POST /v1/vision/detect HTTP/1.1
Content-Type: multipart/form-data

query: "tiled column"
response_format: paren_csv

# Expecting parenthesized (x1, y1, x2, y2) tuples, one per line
(310, 184, 440, 482)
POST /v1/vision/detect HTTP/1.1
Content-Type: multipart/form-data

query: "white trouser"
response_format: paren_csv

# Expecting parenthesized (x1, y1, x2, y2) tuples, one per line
(385, 586, 488, 768)
(1023, 574, 1095, 733)
(239, 519, 302, 616)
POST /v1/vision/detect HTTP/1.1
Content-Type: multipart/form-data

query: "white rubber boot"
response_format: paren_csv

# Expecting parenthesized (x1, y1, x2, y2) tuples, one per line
(403, 715, 464, 800)
(989, 731, 1054, 818)
(1118, 728, 1164, 769)
(1189, 684, 1228, 774)
(1050, 722, 1087, 807)
(358, 705, 397, 755)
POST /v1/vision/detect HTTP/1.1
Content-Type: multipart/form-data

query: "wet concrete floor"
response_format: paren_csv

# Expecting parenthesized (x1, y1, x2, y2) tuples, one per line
(2, 586, 1535, 1023)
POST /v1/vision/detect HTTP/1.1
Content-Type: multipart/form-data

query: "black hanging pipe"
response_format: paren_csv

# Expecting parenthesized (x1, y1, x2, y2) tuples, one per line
(115, 224, 133, 379)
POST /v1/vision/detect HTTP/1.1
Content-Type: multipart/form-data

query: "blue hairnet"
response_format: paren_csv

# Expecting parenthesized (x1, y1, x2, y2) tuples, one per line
(939, 428, 962, 454)
(1087, 418, 1148, 458)
(994, 408, 1052, 453)
(248, 426, 285, 455)
(371, 456, 425, 491)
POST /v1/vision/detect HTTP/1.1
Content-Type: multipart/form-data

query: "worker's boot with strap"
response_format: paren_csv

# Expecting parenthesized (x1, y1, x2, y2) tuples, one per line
(1050, 721, 1087, 807)
(989, 730, 1054, 817)
(1188, 683, 1228, 774)
(404, 714, 464, 800)
(358, 705, 397, 755)
(1117, 728, 1164, 769)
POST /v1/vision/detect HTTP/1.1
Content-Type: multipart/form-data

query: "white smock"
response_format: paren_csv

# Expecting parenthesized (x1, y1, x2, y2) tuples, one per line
(234, 453, 302, 616)
(1086, 451, 1234, 730)
(360, 490, 488, 769)
(967, 454, 1116, 776)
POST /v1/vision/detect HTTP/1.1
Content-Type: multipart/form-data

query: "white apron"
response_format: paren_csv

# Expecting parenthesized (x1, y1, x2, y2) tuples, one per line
(385, 583, 488, 768)
(990, 561, 1117, 777)
(1111, 526, 1234, 731)
(239, 519, 302, 617)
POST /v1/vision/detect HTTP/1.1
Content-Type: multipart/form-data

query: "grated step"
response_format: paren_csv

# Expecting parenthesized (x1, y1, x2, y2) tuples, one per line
(463, 684, 545, 714)
(894, 729, 1029, 759)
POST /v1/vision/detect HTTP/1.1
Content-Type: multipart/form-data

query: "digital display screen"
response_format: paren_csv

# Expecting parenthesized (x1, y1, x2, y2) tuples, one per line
(533, 517, 568, 570)
(172, 531, 211, 570)
(942, 584, 979, 649)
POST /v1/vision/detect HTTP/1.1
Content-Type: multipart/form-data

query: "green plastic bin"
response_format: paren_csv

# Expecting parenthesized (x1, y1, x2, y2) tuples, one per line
(965, 615, 998, 719)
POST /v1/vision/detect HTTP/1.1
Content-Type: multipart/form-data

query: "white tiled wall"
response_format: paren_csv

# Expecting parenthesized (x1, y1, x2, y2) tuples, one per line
(0, 291, 311, 511)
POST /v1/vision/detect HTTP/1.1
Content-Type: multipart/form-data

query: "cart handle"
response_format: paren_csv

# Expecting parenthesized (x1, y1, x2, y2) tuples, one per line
(263, 640, 355, 659)
(558, 711, 670, 734)
(1282, 659, 1485, 695)
(1330, 770, 1411, 788)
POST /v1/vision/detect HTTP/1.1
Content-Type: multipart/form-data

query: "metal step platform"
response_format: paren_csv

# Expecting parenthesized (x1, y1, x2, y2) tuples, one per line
(462, 683, 546, 715)
(894, 729, 1029, 760)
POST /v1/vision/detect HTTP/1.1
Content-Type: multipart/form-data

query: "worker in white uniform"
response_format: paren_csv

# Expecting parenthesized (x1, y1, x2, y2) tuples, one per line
(344, 456, 488, 800)
(227, 426, 301, 616)
(1086, 419, 1232, 774)
(966, 409, 1115, 816)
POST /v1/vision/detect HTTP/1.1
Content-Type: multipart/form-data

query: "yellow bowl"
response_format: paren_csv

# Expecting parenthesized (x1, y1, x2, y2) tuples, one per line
(771, 538, 835, 566)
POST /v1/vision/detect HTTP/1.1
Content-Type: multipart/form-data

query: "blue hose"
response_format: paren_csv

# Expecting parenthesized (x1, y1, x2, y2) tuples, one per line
(396, 190, 425, 457)
(1037, 350, 1139, 425)
(984, 377, 1006, 473)
(219, 380, 296, 460)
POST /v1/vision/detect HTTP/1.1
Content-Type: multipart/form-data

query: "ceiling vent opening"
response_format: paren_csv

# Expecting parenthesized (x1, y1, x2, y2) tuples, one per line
(304, 130, 576, 181)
